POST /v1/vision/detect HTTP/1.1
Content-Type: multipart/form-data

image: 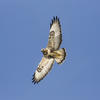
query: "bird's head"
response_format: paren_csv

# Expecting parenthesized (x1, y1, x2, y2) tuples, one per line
(41, 48, 48, 55)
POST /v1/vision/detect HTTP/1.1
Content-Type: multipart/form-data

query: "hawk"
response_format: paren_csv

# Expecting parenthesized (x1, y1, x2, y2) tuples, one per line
(32, 16, 66, 84)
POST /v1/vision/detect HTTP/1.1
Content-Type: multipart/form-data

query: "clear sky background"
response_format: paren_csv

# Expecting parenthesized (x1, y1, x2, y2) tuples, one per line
(0, 0, 100, 100)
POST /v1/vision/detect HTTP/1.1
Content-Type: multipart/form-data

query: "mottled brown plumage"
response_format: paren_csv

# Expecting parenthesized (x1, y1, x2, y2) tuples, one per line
(32, 16, 66, 84)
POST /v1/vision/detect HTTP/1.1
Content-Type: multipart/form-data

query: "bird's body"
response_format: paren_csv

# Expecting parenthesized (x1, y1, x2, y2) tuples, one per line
(41, 48, 66, 63)
(32, 16, 67, 84)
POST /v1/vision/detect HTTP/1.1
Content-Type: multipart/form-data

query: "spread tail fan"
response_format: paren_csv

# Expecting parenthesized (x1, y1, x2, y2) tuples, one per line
(55, 48, 66, 64)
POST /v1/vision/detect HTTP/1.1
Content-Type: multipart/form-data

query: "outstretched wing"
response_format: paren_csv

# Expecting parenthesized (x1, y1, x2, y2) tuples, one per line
(32, 57, 54, 84)
(47, 16, 62, 50)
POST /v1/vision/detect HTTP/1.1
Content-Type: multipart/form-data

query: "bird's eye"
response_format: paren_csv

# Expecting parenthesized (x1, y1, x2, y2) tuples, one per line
(44, 51, 47, 55)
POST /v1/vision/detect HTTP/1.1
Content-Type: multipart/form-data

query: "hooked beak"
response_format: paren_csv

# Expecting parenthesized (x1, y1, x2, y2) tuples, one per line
(41, 48, 44, 52)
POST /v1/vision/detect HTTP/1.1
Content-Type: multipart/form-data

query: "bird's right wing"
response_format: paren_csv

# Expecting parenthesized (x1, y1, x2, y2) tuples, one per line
(32, 57, 54, 84)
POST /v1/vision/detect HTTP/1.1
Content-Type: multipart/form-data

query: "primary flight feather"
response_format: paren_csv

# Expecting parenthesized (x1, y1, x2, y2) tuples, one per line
(32, 16, 66, 84)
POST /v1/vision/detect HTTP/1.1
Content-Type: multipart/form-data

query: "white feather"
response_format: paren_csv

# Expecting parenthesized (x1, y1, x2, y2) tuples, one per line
(34, 57, 54, 82)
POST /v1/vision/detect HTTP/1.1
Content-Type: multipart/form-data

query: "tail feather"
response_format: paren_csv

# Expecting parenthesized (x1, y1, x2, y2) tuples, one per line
(55, 48, 66, 64)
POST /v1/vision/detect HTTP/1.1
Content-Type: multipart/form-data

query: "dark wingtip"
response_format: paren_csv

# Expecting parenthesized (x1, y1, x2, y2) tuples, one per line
(53, 16, 55, 21)
(50, 16, 61, 29)
(32, 73, 38, 84)
(56, 16, 57, 20)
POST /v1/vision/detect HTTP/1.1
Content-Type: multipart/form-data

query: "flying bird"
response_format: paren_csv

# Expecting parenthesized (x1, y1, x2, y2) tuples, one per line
(32, 16, 66, 84)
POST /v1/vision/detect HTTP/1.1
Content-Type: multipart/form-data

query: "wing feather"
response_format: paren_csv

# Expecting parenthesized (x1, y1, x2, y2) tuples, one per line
(47, 16, 62, 50)
(32, 57, 54, 84)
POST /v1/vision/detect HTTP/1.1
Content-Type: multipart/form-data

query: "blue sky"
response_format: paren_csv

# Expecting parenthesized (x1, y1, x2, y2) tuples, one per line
(0, 0, 100, 100)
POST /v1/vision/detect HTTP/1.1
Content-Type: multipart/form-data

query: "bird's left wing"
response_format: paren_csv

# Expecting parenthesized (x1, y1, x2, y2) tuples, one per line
(47, 16, 62, 50)
(32, 57, 54, 84)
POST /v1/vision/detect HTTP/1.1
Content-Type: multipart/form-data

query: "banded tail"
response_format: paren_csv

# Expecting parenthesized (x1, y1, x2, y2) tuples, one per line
(54, 48, 66, 64)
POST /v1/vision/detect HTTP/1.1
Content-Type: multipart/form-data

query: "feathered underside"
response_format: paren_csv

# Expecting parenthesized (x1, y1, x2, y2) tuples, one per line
(47, 16, 62, 50)
(32, 16, 66, 84)
(32, 57, 54, 84)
